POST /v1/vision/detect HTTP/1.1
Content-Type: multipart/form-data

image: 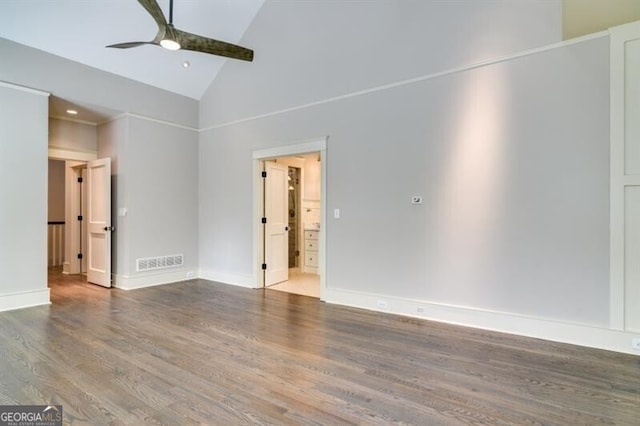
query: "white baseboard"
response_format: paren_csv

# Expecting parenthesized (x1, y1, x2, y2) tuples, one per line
(114, 269, 196, 290)
(0, 288, 50, 312)
(199, 269, 256, 288)
(325, 288, 640, 356)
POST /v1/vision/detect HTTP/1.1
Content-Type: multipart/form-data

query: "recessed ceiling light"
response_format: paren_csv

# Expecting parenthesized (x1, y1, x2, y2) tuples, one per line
(182, 61, 190, 68)
(66, 109, 78, 115)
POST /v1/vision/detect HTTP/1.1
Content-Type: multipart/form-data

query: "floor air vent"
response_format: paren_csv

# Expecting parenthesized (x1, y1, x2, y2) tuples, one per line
(136, 254, 184, 272)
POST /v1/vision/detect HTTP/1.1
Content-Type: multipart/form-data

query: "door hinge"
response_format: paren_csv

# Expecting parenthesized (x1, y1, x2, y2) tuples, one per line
(77, 215, 83, 221)
(261, 171, 267, 178)
(261, 263, 267, 270)
(77, 177, 83, 183)
(77, 253, 83, 259)
(261, 217, 267, 224)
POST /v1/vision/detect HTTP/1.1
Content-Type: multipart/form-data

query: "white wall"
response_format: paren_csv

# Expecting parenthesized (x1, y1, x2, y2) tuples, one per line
(0, 83, 49, 310)
(303, 154, 320, 202)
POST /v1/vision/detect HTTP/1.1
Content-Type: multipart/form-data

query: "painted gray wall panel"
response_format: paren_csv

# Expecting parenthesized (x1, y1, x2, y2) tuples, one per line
(0, 85, 48, 295)
(49, 118, 97, 153)
(199, 37, 609, 327)
(127, 117, 199, 275)
(99, 116, 199, 278)
(201, 0, 562, 127)
(47, 159, 65, 222)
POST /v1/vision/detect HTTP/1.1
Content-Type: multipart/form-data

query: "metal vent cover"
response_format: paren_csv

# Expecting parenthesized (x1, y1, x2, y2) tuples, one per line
(136, 254, 184, 272)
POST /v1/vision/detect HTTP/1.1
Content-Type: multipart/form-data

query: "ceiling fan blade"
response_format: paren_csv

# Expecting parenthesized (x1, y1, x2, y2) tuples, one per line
(137, 0, 168, 28)
(106, 41, 157, 49)
(175, 29, 253, 62)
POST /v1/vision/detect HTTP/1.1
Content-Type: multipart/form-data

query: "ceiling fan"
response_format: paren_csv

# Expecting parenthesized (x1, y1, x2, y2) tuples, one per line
(106, 0, 253, 62)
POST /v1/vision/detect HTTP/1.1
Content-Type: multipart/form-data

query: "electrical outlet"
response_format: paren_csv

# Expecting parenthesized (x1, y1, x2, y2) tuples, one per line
(186, 271, 195, 278)
(377, 300, 388, 309)
(416, 307, 425, 314)
(632, 337, 640, 350)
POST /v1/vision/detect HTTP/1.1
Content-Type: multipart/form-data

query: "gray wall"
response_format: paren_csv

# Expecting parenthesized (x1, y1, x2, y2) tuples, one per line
(199, 1, 610, 327)
(1, 37, 200, 295)
(98, 116, 199, 280)
(0, 38, 198, 129)
(49, 118, 97, 153)
(0, 84, 48, 298)
(201, 0, 562, 127)
(47, 159, 65, 222)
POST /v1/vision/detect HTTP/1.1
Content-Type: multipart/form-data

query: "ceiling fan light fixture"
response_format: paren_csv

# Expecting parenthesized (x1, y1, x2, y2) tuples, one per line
(106, 0, 253, 61)
(160, 38, 181, 51)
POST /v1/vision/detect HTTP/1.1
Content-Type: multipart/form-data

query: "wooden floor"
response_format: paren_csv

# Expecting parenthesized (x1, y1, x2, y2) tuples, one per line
(0, 272, 638, 425)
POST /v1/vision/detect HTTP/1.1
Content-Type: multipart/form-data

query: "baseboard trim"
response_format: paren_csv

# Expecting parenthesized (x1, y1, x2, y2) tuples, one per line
(325, 288, 640, 356)
(114, 269, 195, 290)
(0, 288, 50, 312)
(199, 269, 256, 288)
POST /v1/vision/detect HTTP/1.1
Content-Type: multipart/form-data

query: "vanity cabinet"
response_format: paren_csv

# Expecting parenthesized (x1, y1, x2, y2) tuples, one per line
(304, 230, 319, 274)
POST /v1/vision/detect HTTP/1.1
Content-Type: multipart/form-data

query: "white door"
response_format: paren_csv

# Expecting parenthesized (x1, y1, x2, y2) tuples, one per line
(264, 161, 289, 286)
(87, 158, 112, 287)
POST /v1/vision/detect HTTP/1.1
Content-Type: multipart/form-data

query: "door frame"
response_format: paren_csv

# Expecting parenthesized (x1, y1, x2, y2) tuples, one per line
(252, 137, 327, 300)
(49, 148, 97, 276)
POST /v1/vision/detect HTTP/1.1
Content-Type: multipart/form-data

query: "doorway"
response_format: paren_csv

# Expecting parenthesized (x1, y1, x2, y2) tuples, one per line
(47, 156, 113, 289)
(253, 138, 327, 300)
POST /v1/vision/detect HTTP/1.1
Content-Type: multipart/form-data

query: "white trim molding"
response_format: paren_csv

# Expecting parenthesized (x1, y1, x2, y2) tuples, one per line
(609, 20, 640, 332)
(0, 289, 50, 312)
(201, 32, 608, 132)
(48, 146, 98, 162)
(325, 288, 640, 356)
(199, 269, 256, 288)
(0, 80, 50, 97)
(113, 269, 196, 290)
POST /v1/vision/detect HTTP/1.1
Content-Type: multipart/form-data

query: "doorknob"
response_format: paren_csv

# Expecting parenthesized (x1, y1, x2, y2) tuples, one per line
(104, 226, 115, 232)
(285, 226, 289, 231)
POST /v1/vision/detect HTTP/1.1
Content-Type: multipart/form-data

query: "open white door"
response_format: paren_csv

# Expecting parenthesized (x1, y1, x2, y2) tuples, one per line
(264, 161, 289, 286)
(87, 158, 112, 287)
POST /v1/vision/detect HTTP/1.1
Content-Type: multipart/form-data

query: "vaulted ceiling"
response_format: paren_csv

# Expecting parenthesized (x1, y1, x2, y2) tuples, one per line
(0, 0, 264, 100)
(2, 0, 637, 105)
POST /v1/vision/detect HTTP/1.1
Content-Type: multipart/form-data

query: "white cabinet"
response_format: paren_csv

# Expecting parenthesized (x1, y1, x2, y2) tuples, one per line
(304, 230, 319, 274)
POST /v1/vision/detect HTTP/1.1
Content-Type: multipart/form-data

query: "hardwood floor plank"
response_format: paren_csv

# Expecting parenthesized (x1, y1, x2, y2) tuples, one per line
(0, 270, 637, 425)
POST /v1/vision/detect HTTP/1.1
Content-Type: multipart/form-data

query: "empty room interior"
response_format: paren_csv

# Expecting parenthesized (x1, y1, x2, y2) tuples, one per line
(1, 0, 639, 424)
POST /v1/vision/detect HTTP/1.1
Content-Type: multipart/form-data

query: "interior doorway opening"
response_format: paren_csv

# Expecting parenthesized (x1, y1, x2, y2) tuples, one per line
(47, 155, 113, 290)
(261, 154, 320, 298)
(253, 138, 327, 300)
(47, 159, 88, 280)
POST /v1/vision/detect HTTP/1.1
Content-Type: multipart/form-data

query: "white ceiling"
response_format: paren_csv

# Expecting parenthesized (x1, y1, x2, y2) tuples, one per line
(0, 0, 264, 100)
